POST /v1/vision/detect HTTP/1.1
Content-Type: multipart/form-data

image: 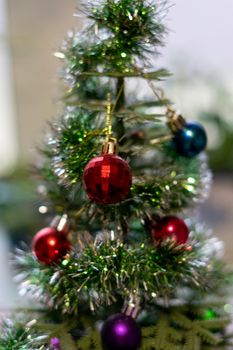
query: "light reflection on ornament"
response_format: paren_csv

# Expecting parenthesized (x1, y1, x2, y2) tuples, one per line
(184, 185, 195, 192)
(116, 324, 128, 336)
(187, 177, 196, 184)
(224, 304, 233, 314)
(186, 130, 193, 137)
(49, 239, 56, 247)
(39, 205, 48, 214)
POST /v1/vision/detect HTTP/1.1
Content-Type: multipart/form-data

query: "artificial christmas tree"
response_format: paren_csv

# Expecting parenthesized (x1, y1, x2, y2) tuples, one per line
(1, 1, 233, 349)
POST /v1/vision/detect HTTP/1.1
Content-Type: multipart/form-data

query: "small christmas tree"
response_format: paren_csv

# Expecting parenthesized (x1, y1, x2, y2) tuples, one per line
(1, 1, 233, 349)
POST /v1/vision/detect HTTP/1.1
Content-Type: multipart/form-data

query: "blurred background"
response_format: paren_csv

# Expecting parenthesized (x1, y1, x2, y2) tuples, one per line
(0, 0, 232, 307)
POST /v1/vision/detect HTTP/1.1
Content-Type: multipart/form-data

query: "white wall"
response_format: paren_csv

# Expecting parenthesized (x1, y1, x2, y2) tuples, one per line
(0, 0, 18, 176)
(162, 0, 233, 75)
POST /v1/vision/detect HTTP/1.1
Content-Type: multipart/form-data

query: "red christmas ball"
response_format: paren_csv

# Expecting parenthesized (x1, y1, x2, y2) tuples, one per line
(83, 154, 132, 204)
(32, 227, 71, 265)
(152, 216, 189, 245)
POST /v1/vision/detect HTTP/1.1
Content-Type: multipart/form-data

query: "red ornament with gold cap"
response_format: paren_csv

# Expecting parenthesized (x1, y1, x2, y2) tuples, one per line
(152, 215, 189, 245)
(82, 138, 132, 205)
(32, 214, 71, 265)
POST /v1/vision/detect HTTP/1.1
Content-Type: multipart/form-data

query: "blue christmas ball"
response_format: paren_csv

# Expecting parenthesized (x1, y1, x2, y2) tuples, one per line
(173, 121, 207, 157)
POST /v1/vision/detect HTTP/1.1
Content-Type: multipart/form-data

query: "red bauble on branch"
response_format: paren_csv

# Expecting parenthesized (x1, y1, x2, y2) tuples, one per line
(32, 215, 71, 265)
(82, 139, 132, 205)
(152, 215, 189, 245)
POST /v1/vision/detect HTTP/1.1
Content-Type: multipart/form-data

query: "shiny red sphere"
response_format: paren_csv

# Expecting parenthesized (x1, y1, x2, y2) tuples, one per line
(32, 227, 71, 265)
(152, 216, 189, 245)
(82, 154, 132, 204)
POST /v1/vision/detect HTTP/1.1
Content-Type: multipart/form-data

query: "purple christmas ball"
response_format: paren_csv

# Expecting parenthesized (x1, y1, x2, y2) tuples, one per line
(101, 313, 141, 350)
(50, 337, 61, 349)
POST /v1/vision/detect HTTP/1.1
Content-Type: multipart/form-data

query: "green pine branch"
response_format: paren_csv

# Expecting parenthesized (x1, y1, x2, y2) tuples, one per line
(0, 301, 232, 350)
(141, 304, 232, 350)
(73, 69, 171, 79)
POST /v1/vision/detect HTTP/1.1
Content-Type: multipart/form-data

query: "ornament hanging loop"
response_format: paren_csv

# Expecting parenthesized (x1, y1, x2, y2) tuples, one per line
(122, 295, 141, 319)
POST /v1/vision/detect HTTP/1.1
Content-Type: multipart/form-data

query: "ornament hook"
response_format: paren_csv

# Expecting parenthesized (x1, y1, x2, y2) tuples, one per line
(166, 107, 186, 133)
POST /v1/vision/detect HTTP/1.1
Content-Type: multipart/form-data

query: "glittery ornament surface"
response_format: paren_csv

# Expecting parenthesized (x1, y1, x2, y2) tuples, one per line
(83, 154, 132, 204)
(173, 121, 207, 158)
(32, 227, 71, 265)
(152, 216, 189, 245)
(50, 337, 61, 350)
(101, 313, 141, 350)
(202, 308, 217, 320)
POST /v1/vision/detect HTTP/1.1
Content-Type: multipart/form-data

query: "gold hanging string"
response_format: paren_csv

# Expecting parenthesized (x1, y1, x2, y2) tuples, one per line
(111, 83, 124, 114)
(147, 80, 171, 121)
(147, 80, 171, 123)
(147, 80, 186, 134)
(147, 80, 167, 106)
(105, 79, 113, 141)
(105, 81, 124, 141)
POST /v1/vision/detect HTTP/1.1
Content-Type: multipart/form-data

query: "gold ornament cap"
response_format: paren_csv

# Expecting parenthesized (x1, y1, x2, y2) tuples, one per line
(122, 296, 141, 319)
(50, 214, 69, 233)
(102, 138, 118, 155)
(167, 107, 186, 133)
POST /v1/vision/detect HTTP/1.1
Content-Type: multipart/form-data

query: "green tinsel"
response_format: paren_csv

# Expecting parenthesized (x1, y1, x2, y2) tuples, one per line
(86, 0, 166, 51)
(66, 0, 167, 73)
(58, 0, 169, 100)
(131, 150, 211, 211)
(0, 320, 47, 350)
(48, 108, 103, 186)
(15, 229, 231, 315)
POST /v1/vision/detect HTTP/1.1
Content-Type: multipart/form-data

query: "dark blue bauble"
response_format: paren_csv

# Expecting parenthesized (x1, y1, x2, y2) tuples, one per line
(101, 313, 141, 350)
(173, 121, 207, 158)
